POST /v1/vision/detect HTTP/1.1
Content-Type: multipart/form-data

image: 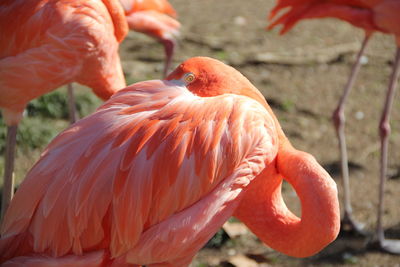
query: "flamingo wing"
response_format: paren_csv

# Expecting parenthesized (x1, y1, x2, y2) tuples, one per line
(373, 0, 400, 38)
(0, 42, 82, 116)
(0, 80, 278, 264)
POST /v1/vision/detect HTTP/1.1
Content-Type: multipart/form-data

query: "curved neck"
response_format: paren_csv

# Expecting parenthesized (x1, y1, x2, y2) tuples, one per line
(234, 145, 340, 258)
(102, 0, 129, 42)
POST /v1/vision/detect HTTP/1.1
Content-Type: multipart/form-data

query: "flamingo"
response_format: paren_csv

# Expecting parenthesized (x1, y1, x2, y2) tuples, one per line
(268, 0, 400, 253)
(0, 57, 340, 266)
(120, 0, 181, 77)
(0, 0, 128, 217)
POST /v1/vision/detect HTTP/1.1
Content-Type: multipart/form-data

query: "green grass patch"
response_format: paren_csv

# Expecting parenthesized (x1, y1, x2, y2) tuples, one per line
(1, 86, 104, 185)
(26, 87, 102, 120)
(215, 50, 228, 61)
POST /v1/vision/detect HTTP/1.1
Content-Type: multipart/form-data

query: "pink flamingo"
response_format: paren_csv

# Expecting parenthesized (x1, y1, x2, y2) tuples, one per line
(0, 0, 128, 217)
(0, 57, 340, 266)
(269, 0, 400, 253)
(120, 0, 180, 76)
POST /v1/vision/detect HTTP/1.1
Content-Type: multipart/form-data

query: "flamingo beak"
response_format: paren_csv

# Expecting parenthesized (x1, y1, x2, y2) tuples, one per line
(161, 38, 177, 77)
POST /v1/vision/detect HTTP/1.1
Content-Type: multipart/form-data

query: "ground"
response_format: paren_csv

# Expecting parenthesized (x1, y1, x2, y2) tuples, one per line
(1, 0, 400, 266)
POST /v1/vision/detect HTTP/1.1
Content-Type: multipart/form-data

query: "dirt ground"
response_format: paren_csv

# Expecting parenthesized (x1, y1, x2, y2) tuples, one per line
(119, 0, 400, 266)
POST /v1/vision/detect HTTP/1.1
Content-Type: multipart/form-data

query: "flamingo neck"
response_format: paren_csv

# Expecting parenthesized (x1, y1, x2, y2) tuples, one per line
(234, 144, 340, 257)
(101, 0, 128, 42)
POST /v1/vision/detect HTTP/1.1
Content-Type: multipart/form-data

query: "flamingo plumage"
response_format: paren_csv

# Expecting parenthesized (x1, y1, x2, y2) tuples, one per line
(0, 0, 128, 217)
(269, 0, 400, 253)
(120, 0, 180, 77)
(0, 57, 340, 266)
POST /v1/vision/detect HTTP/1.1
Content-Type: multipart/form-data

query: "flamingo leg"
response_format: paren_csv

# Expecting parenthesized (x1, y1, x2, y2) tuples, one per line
(1, 125, 18, 219)
(161, 39, 176, 77)
(371, 47, 400, 254)
(67, 83, 79, 124)
(332, 35, 370, 235)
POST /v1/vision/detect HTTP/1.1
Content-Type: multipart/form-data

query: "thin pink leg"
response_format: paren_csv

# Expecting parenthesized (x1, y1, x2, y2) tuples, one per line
(1, 125, 18, 219)
(332, 35, 370, 235)
(67, 83, 79, 124)
(373, 47, 400, 254)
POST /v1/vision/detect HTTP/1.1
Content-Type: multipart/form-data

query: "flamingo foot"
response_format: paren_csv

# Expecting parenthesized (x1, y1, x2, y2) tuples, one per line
(368, 239, 400, 255)
(340, 215, 368, 237)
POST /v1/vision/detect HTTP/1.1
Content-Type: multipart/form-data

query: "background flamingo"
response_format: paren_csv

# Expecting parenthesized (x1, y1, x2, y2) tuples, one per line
(0, 57, 340, 266)
(120, 0, 180, 77)
(268, 0, 400, 253)
(0, 0, 128, 217)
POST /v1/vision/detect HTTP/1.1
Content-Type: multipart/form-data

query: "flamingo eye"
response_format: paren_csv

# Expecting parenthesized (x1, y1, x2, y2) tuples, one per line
(183, 73, 195, 84)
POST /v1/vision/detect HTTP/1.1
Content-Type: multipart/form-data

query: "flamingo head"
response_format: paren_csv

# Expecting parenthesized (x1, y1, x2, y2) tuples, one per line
(126, 10, 180, 77)
(166, 57, 268, 107)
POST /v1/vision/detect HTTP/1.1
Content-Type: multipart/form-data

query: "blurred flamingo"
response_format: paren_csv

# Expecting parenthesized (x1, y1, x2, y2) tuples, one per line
(269, 0, 400, 253)
(0, 57, 340, 266)
(0, 0, 128, 217)
(120, 0, 181, 77)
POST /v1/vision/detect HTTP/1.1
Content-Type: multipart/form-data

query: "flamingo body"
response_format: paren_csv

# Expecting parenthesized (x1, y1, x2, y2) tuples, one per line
(0, 0, 128, 125)
(269, 0, 400, 252)
(269, 0, 400, 43)
(0, 57, 340, 266)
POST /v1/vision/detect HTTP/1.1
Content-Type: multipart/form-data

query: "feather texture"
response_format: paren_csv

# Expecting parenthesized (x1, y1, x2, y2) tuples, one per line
(0, 0, 127, 124)
(268, 0, 382, 34)
(0, 80, 278, 265)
